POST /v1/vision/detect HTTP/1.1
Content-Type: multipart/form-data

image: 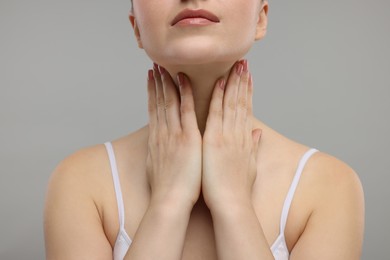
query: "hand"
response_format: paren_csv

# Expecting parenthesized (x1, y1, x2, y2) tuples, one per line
(146, 64, 202, 210)
(202, 60, 262, 210)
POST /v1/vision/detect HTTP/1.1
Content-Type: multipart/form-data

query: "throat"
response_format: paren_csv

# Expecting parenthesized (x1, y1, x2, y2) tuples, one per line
(165, 62, 235, 135)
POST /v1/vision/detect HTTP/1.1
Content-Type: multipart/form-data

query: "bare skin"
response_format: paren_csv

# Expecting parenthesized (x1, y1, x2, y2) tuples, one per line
(44, 1, 364, 258)
(44, 61, 364, 259)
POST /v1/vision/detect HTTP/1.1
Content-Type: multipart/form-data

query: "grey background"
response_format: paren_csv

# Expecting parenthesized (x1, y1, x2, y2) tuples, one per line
(1, 0, 389, 259)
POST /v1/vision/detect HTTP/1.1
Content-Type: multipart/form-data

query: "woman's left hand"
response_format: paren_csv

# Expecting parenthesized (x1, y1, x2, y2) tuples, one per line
(202, 60, 262, 211)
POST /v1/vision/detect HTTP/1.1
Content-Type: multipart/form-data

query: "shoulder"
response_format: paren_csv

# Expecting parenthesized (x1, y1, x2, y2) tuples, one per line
(290, 150, 365, 258)
(47, 125, 149, 190)
(305, 151, 364, 205)
(255, 118, 364, 204)
(44, 143, 116, 258)
(254, 118, 364, 256)
(44, 127, 148, 258)
(45, 126, 149, 213)
(46, 143, 109, 195)
(44, 143, 111, 227)
(298, 150, 365, 222)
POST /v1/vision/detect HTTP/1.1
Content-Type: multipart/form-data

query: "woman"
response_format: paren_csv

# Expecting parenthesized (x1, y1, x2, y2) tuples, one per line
(44, 0, 365, 259)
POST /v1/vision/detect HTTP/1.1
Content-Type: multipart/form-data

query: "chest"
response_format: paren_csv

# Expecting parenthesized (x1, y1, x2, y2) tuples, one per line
(181, 198, 218, 259)
(101, 152, 309, 258)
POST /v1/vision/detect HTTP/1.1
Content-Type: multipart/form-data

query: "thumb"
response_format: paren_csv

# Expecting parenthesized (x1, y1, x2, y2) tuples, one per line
(252, 128, 262, 159)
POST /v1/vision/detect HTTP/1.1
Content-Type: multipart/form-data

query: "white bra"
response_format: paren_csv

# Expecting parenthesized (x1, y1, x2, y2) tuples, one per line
(104, 142, 318, 260)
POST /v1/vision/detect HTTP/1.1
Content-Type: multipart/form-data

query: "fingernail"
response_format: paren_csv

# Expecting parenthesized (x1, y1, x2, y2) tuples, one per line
(219, 78, 226, 90)
(148, 70, 154, 81)
(243, 60, 248, 72)
(153, 63, 160, 76)
(158, 65, 166, 75)
(177, 73, 184, 87)
(236, 63, 243, 76)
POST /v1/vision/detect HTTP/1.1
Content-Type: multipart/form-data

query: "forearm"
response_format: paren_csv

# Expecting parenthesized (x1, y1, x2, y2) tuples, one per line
(210, 202, 274, 260)
(124, 200, 192, 260)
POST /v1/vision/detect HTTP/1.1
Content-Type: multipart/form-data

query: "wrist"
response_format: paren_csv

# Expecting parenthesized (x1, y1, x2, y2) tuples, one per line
(149, 193, 195, 215)
(208, 197, 255, 217)
(204, 190, 253, 212)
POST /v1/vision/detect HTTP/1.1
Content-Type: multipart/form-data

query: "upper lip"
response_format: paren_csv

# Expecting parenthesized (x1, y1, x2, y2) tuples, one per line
(171, 9, 220, 26)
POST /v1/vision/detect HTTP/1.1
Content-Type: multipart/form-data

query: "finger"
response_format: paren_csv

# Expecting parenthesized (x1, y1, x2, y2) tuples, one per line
(247, 73, 254, 117)
(159, 65, 181, 132)
(177, 73, 198, 132)
(153, 63, 168, 132)
(246, 73, 254, 133)
(147, 69, 157, 130)
(206, 78, 225, 134)
(223, 61, 243, 133)
(236, 60, 250, 130)
(252, 128, 262, 160)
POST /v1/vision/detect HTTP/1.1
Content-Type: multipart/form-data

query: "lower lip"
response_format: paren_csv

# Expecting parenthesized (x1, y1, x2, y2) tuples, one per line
(174, 18, 218, 26)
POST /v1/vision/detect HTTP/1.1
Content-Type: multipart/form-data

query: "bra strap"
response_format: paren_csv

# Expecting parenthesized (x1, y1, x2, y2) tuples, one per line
(280, 148, 318, 233)
(104, 142, 125, 229)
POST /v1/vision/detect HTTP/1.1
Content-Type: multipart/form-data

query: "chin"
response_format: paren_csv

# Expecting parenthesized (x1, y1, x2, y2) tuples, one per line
(145, 38, 249, 66)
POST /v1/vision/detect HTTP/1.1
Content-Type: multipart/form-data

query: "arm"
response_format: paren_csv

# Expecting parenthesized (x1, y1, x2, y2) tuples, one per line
(44, 149, 114, 260)
(290, 157, 365, 259)
(44, 149, 194, 260)
(123, 199, 192, 259)
(202, 60, 274, 259)
(210, 202, 274, 260)
(45, 65, 202, 260)
(125, 65, 202, 259)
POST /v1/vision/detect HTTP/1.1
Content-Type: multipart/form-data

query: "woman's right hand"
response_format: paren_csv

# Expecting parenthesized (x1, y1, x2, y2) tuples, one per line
(146, 64, 202, 210)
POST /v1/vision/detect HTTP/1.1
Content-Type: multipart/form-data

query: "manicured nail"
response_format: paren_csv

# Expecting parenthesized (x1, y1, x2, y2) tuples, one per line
(236, 63, 243, 75)
(153, 63, 160, 77)
(177, 73, 184, 87)
(243, 60, 248, 72)
(148, 70, 154, 81)
(158, 65, 166, 75)
(219, 78, 226, 90)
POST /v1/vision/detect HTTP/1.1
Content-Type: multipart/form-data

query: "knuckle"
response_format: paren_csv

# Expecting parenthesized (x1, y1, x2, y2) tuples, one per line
(215, 89, 224, 99)
(180, 92, 190, 101)
(240, 71, 250, 82)
(227, 99, 236, 111)
(237, 97, 247, 109)
(164, 98, 175, 110)
(156, 98, 165, 108)
(180, 102, 193, 114)
(170, 128, 182, 138)
(241, 75, 250, 84)
(210, 108, 223, 117)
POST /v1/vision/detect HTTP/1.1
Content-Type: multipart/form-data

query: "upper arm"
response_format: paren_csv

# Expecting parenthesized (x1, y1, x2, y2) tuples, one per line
(290, 155, 365, 259)
(44, 148, 113, 260)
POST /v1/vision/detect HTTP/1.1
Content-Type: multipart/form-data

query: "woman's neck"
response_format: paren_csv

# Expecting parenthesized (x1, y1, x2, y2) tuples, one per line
(166, 62, 235, 135)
